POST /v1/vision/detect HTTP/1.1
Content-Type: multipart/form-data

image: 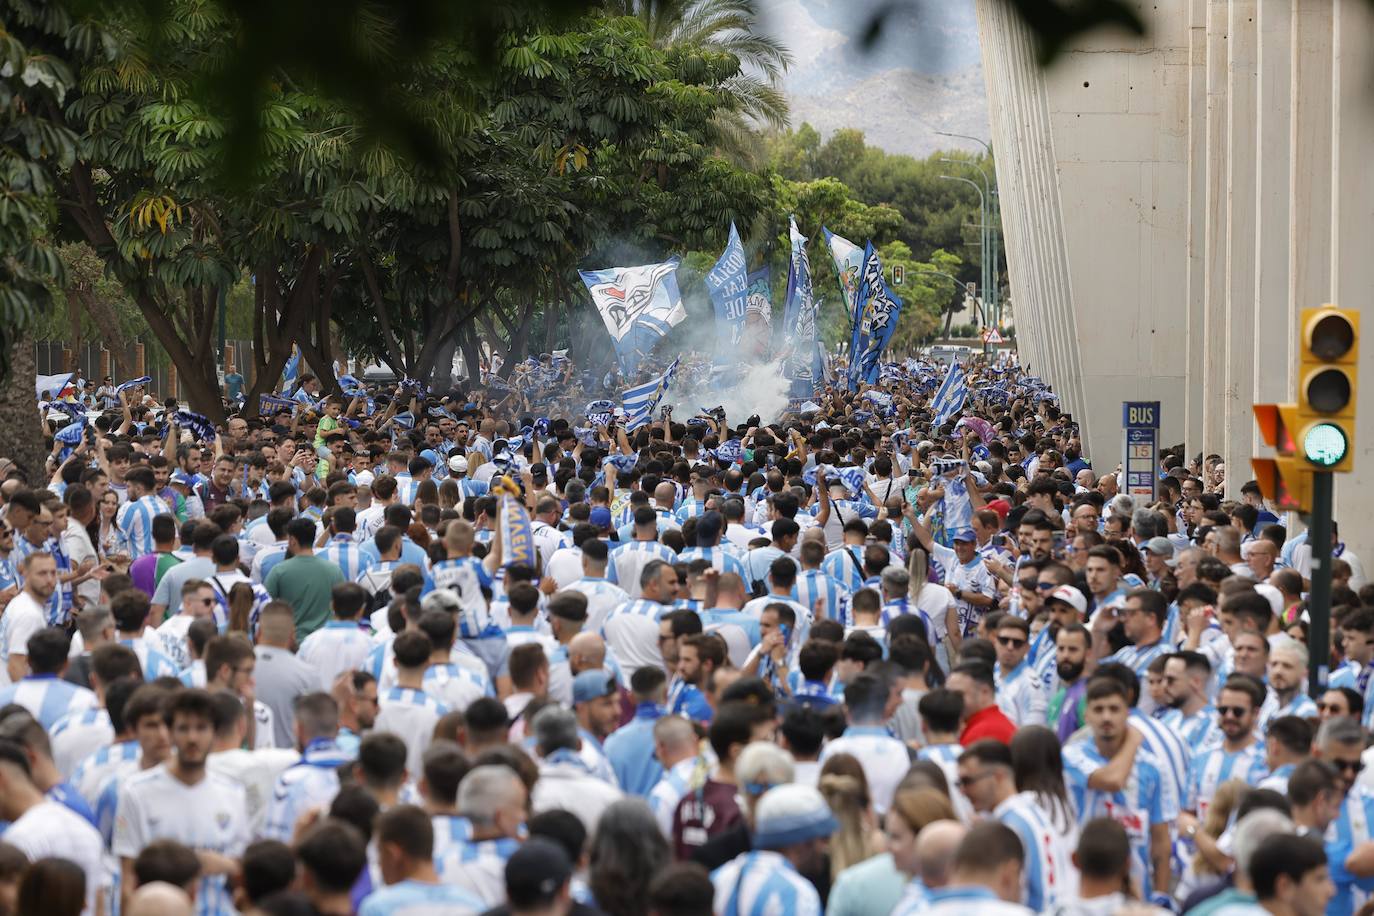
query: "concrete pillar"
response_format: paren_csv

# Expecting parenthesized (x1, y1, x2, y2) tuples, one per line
(1200, 0, 1229, 461)
(1184, 0, 1209, 459)
(1252, 0, 1292, 422)
(1330, 0, 1374, 565)
(1287, 0, 1332, 349)
(1222, 0, 1257, 498)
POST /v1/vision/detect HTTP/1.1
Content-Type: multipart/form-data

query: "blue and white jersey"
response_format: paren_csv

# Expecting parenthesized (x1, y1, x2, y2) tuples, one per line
(575, 728, 621, 788)
(992, 790, 1079, 911)
(819, 725, 909, 815)
(50, 707, 113, 779)
(878, 597, 932, 638)
(319, 535, 374, 582)
(250, 543, 289, 584)
(607, 540, 676, 596)
(115, 494, 173, 560)
(1326, 784, 1374, 916)
(111, 766, 250, 916)
(435, 833, 521, 908)
(430, 556, 498, 638)
(358, 878, 486, 916)
(677, 546, 748, 580)
(1260, 689, 1319, 733)
(1029, 626, 1059, 695)
(791, 678, 842, 707)
(994, 660, 1047, 727)
(261, 739, 354, 842)
(430, 813, 471, 863)
(792, 569, 849, 624)
(393, 473, 419, 506)
(603, 702, 665, 797)
(0, 674, 97, 730)
(1187, 737, 1268, 818)
(930, 542, 998, 637)
(648, 756, 699, 836)
(889, 879, 932, 916)
(297, 620, 374, 691)
(1128, 709, 1190, 814)
(667, 679, 713, 722)
(604, 598, 669, 625)
(910, 885, 1032, 916)
(1330, 661, 1365, 693)
(454, 477, 489, 499)
(565, 577, 630, 634)
(674, 498, 707, 522)
(1062, 741, 1165, 898)
(1160, 706, 1219, 749)
(423, 662, 493, 712)
(1107, 639, 1170, 680)
(711, 850, 822, 916)
(71, 739, 140, 809)
(375, 686, 449, 774)
(120, 637, 181, 680)
(822, 545, 866, 592)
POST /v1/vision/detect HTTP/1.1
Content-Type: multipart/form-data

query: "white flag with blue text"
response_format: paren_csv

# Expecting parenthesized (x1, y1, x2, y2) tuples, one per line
(931, 362, 968, 429)
(580, 258, 686, 372)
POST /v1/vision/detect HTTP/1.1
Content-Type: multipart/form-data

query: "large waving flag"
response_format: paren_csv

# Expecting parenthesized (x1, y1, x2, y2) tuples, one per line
(580, 257, 686, 372)
(703, 223, 750, 353)
(847, 243, 904, 389)
(283, 347, 301, 388)
(822, 228, 865, 326)
(782, 217, 822, 394)
(622, 356, 681, 431)
(35, 373, 74, 400)
(931, 362, 969, 429)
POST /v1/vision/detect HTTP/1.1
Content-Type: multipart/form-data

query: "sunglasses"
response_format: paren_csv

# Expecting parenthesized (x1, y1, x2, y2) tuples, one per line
(1217, 705, 1250, 719)
(1333, 759, 1365, 774)
(958, 771, 994, 789)
(1017, 580, 1038, 591)
(1036, 582, 1057, 591)
(1317, 702, 1346, 713)
(997, 635, 1027, 649)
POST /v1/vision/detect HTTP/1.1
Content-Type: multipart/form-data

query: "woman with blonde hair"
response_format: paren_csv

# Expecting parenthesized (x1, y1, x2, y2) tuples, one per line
(907, 545, 958, 672)
(817, 754, 878, 879)
(826, 764, 957, 916)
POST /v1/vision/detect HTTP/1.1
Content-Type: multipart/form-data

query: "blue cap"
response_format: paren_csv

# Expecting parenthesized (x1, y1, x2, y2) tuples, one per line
(751, 785, 839, 850)
(589, 507, 612, 530)
(572, 670, 616, 704)
(419, 449, 440, 467)
(950, 527, 976, 543)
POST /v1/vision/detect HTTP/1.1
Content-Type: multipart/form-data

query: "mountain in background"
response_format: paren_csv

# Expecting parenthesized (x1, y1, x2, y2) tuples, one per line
(757, 0, 991, 157)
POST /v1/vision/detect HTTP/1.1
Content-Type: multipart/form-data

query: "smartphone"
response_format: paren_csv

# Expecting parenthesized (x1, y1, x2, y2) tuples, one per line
(991, 533, 1006, 547)
(779, 623, 792, 644)
(1052, 531, 1066, 555)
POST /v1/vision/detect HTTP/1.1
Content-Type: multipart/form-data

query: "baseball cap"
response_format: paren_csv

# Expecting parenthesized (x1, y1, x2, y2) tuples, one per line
(1047, 585, 1087, 616)
(448, 455, 468, 474)
(1143, 537, 1177, 565)
(572, 670, 616, 704)
(169, 470, 193, 487)
(950, 528, 976, 543)
(418, 449, 440, 468)
(751, 785, 839, 850)
(985, 498, 1012, 522)
(504, 839, 572, 909)
(589, 507, 612, 530)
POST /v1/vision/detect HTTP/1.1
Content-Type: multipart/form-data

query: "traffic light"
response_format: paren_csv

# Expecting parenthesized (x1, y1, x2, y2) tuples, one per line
(1296, 306, 1359, 472)
(1252, 403, 1309, 511)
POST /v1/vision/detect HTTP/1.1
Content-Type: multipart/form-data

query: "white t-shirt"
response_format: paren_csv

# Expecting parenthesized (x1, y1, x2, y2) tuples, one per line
(3, 800, 106, 914)
(0, 592, 47, 687)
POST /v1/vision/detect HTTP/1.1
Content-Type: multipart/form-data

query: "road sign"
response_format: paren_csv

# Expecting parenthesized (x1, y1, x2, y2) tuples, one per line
(982, 328, 1003, 344)
(1122, 402, 1160, 503)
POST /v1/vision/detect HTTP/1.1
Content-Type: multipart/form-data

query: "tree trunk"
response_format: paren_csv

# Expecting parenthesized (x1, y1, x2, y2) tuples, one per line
(430, 335, 458, 392)
(459, 324, 481, 391)
(0, 328, 52, 485)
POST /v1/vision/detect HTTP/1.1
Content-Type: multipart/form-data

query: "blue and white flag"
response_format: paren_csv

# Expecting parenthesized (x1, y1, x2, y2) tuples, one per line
(848, 243, 904, 390)
(35, 373, 73, 400)
(704, 223, 750, 352)
(339, 374, 366, 396)
(174, 409, 216, 443)
(622, 356, 681, 432)
(283, 347, 301, 388)
(500, 494, 537, 572)
(822, 228, 865, 326)
(115, 376, 152, 395)
(931, 362, 968, 429)
(259, 394, 296, 414)
(580, 257, 686, 372)
(782, 217, 822, 394)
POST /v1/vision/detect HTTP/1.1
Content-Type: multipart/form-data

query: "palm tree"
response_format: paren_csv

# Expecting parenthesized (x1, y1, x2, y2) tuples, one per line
(606, 0, 793, 133)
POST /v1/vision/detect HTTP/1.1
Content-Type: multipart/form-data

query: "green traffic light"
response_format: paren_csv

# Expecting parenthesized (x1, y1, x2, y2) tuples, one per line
(1304, 422, 1349, 468)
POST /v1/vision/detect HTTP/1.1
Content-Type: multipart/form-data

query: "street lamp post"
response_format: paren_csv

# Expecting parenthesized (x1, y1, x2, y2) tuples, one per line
(938, 174, 987, 344)
(912, 266, 986, 353)
(940, 155, 1000, 328)
(936, 132, 1002, 329)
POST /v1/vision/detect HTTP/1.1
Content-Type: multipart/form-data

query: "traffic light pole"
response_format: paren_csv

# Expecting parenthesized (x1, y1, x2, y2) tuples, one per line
(1308, 471, 1334, 697)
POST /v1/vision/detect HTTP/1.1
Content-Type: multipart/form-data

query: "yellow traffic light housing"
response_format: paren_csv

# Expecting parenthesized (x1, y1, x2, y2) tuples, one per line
(1296, 306, 1358, 472)
(1252, 403, 1309, 511)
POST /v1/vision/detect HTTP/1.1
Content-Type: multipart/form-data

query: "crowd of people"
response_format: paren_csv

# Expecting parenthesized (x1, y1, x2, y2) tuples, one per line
(0, 349, 1362, 916)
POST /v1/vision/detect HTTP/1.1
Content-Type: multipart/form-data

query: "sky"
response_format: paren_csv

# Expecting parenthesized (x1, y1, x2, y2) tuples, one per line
(755, 0, 991, 158)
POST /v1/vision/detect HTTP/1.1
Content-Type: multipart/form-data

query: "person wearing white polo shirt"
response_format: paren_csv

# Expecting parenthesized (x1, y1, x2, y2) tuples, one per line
(0, 551, 58, 687)
(0, 735, 106, 915)
(112, 689, 250, 916)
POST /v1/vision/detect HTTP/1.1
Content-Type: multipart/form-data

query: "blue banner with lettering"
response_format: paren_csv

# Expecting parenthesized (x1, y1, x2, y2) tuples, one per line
(704, 222, 750, 354)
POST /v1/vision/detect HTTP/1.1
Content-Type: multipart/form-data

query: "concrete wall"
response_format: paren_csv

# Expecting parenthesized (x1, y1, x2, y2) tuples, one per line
(976, 0, 1374, 565)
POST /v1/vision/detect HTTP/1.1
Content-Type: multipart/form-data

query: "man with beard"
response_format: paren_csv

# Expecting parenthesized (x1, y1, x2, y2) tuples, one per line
(1031, 578, 1083, 697)
(672, 633, 724, 722)
(1159, 651, 1218, 746)
(1046, 623, 1093, 742)
(1181, 674, 1269, 828)
(1261, 636, 1319, 731)
(113, 689, 250, 916)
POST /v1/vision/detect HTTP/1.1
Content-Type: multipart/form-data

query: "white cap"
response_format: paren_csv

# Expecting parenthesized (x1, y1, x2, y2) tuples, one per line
(448, 455, 468, 474)
(1047, 585, 1087, 616)
(354, 470, 375, 487)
